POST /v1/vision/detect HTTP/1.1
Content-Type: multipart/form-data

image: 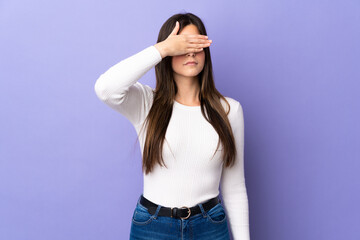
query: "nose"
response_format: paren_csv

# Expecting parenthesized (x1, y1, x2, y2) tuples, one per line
(187, 52, 196, 57)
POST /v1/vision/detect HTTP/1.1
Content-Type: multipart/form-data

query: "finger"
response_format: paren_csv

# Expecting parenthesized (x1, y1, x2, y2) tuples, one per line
(188, 42, 211, 48)
(185, 49, 202, 54)
(187, 34, 208, 40)
(186, 48, 204, 54)
(187, 37, 211, 43)
(186, 39, 212, 48)
(195, 39, 212, 44)
(170, 21, 179, 35)
(194, 48, 204, 52)
(187, 37, 211, 46)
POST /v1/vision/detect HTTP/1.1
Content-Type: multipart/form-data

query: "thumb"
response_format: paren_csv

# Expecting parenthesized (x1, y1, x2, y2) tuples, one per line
(169, 21, 179, 35)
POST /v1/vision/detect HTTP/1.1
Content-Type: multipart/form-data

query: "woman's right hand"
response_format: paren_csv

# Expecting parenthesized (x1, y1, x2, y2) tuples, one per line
(154, 21, 212, 58)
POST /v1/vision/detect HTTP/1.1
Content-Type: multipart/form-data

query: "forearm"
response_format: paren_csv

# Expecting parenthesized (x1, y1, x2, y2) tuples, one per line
(94, 45, 162, 104)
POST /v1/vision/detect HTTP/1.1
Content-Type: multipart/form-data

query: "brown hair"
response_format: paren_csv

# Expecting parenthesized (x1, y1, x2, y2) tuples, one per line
(138, 12, 237, 175)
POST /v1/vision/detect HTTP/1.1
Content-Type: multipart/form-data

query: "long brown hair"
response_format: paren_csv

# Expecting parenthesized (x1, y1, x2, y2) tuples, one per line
(138, 12, 237, 175)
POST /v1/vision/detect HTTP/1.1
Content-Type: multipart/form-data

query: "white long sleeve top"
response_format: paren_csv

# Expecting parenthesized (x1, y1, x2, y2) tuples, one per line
(94, 45, 250, 239)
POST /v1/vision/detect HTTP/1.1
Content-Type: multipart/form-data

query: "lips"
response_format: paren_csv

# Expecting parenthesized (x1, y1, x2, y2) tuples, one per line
(184, 61, 197, 65)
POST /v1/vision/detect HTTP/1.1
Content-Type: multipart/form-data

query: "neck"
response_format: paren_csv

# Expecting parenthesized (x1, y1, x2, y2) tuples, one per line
(173, 74, 200, 105)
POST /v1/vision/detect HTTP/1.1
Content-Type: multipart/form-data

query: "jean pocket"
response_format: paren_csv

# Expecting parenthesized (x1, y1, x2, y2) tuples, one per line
(206, 203, 227, 224)
(131, 203, 154, 226)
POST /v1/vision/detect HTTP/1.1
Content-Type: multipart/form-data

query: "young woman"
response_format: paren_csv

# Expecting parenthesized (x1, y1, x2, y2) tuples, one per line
(94, 13, 250, 240)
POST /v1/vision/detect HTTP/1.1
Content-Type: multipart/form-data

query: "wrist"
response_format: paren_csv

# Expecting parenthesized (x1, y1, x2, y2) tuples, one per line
(154, 42, 167, 58)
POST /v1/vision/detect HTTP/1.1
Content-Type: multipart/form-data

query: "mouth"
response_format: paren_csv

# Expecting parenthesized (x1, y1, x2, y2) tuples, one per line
(184, 61, 198, 65)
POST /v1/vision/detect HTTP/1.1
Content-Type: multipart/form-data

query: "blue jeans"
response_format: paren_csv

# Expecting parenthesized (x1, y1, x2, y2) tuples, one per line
(129, 195, 230, 240)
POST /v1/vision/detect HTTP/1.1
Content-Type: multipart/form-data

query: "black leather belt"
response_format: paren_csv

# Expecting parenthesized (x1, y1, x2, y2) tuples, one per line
(139, 194, 221, 220)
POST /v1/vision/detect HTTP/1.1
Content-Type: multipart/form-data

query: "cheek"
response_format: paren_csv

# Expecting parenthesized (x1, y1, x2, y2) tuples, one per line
(199, 51, 205, 61)
(171, 56, 185, 70)
(198, 53, 205, 67)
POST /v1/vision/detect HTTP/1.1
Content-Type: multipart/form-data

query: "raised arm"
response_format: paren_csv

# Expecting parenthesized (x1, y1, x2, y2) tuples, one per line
(220, 102, 250, 240)
(94, 45, 163, 126)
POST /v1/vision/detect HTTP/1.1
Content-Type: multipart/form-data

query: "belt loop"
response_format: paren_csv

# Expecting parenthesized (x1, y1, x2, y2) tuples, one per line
(197, 203, 207, 218)
(171, 207, 177, 218)
(153, 204, 162, 219)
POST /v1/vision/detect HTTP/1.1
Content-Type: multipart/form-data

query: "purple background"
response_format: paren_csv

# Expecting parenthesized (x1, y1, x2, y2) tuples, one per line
(1, 1, 359, 239)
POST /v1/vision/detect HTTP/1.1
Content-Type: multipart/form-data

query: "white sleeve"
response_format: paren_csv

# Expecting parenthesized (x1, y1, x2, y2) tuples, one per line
(94, 45, 162, 126)
(220, 102, 250, 240)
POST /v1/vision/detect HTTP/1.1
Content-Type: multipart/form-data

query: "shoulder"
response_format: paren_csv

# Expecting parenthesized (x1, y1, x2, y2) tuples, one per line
(220, 96, 243, 115)
(133, 82, 153, 93)
(220, 96, 244, 126)
(133, 82, 154, 100)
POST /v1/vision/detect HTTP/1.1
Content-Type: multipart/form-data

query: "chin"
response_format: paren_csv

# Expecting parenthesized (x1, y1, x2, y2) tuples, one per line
(180, 72, 201, 77)
(179, 68, 204, 77)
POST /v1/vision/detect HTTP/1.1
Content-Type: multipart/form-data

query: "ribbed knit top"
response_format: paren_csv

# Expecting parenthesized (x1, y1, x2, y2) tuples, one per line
(94, 45, 250, 239)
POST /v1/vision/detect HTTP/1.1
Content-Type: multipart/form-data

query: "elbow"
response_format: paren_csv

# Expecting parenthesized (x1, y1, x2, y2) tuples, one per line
(94, 74, 109, 102)
(94, 74, 127, 105)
